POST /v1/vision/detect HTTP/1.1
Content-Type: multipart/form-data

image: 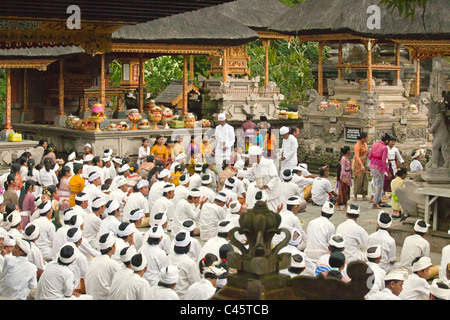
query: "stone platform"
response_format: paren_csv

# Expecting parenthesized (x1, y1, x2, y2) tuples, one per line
(0, 139, 39, 166)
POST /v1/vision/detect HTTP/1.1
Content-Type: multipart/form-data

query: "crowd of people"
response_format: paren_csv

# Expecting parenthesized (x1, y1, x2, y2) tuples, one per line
(0, 112, 448, 301)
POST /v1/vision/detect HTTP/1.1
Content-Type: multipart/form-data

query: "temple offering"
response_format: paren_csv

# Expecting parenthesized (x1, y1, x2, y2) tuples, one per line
(378, 102, 386, 114)
(278, 110, 289, 119)
(149, 106, 162, 129)
(138, 118, 151, 129)
(184, 113, 196, 128)
(346, 99, 359, 113)
(91, 103, 106, 118)
(318, 101, 329, 111)
(201, 119, 211, 127)
(117, 121, 129, 130)
(127, 109, 142, 130)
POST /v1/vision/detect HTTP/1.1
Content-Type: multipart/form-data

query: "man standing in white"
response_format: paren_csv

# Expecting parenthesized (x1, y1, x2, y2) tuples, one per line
(399, 219, 431, 271)
(304, 201, 336, 263)
(279, 126, 298, 174)
(213, 113, 235, 170)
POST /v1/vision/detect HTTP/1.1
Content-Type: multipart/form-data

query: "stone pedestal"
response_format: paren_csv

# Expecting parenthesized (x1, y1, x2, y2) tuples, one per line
(0, 129, 14, 142)
(54, 114, 68, 128)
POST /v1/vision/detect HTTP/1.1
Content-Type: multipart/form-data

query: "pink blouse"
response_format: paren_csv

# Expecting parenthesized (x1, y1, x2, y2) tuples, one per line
(340, 156, 352, 187)
(368, 141, 388, 173)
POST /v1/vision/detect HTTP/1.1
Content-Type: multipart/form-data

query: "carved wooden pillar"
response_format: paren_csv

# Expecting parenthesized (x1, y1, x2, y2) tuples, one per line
(4, 68, 12, 131)
(395, 43, 401, 82)
(23, 69, 28, 113)
(262, 39, 270, 86)
(100, 54, 106, 106)
(189, 55, 194, 81)
(222, 48, 228, 83)
(415, 58, 421, 96)
(58, 59, 65, 116)
(138, 57, 145, 113)
(318, 41, 326, 96)
(337, 41, 343, 80)
(183, 55, 188, 115)
(366, 40, 373, 92)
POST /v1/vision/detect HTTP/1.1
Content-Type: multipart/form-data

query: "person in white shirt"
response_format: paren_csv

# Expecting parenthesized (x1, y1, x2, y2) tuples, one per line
(51, 208, 78, 260)
(32, 201, 56, 261)
(107, 176, 129, 214)
(173, 174, 191, 204)
(198, 175, 217, 203)
(108, 245, 136, 300)
(99, 200, 122, 236)
(189, 164, 203, 190)
(439, 243, 450, 283)
(279, 126, 298, 174)
(198, 220, 232, 263)
(102, 156, 116, 182)
(171, 220, 202, 262)
(139, 225, 167, 286)
(112, 222, 136, 265)
(409, 150, 424, 172)
(110, 163, 130, 191)
(399, 256, 432, 300)
(311, 165, 338, 206)
(278, 227, 315, 277)
(85, 232, 121, 300)
(72, 192, 90, 219)
(364, 245, 387, 300)
(429, 279, 450, 300)
(150, 183, 175, 231)
(65, 227, 89, 288)
(280, 254, 306, 278)
(82, 154, 94, 180)
(138, 138, 151, 166)
(83, 171, 104, 212)
(0, 238, 37, 300)
(123, 180, 150, 227)
(213, 113, 235, 172)
(22, 223, 46, 279)
(280, 169, 305, 202)
(369, 269, 407, 300)
(128, 208, 145, 251)
(335, 203, 369, 264)
(184, 265, 226, 300)
(39, 158, 58, 188)
(149, 213, 172, 255)
(399, 219, 431, 271)
(6, 211, 23, 240)
(291, 166, 314, 201)
(368, 211, 399, 273)
(164, 230, 201, 299)
(84, 197, 105, 249)
(304, 201, 336, 262)
(199, 192, 228, 242)
(171, 188, 207, 237)
(153, 265, 180, 300)
(148, 169, 171, 213)
(314, 234, 349, 278)
(220, 177, 238, 204)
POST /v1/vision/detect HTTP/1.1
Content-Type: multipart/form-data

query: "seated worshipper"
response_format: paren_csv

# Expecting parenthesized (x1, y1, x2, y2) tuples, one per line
(391, 167, 408, 218)
(153, 265, 180, 300)
(91, 156, 106, 185)
(198, 220, 233, 263)
(409, 150, 424, 172)
(335, 203, 369, 264)
(150, 135, 170, 165)
(84, 232, 121, 300)
(150, 183, 175, 231)
(65, 227, 89, 291)
(245, 146, 283, 213)
(0, 238, 37, 300)
(83, 197, 105, 249)
(83, 171, 104, 211)
(189, 164, 203, 190)
(399, 219, 431, 272)
(36, 243, 92, 300)
(184, 265, 226, 300)
(364, 245, 387, 300)
(126, 163, 142, 188)
(108, 245, 137, 300)
(175, 220, 202, 261)
(72, 192, 90, 219)
(123, 179, 150, 227)
(280, 169, 304, 202)
(198, 253, 219, 277)
(272, 196, 307, 251)
(112, 222, 136, 264)
(217, 160, 237, 193)
(69, 163, 85, 207)
(429, 280, 450, 300)
(128, 208, 145, 251)
(107, 176, 129, 214)
(170, 163, 185, 186)
(171, 188, 207, 237)
(439, 244, 450, 283)
(278, 227, 315, 277)
(148, 168, 171, 213)
(149, 212, 172, 255)
(140, 155, 155, 180)
(326, 251, 350, 282)
(399, 256, 432, 300)
(220, 177, 238, 204)
(32, 201, 56, 261)
(369, 269, 408, 300)
(170, 153, 187, 174)
(225, 200, 248, 245)
(6, 210, 23, 240)
(368, 211, 399, 273)
(291, 166, 314, 202)
(82, 154, 94, 180)
(163, 230, 201, 299)
(99, 200, 122, 236)
(102, 155, 116, 182)
(0, 235, 15, 269)
(199, 192, 229, 242)
(304, 201, 336, 263)
(172, 173, 191, 205)
(113, 253, 156, 300)
(315, 234, 349, 279)
(51, 208, 79, 260)
(139, 225, 167, 286)
(110, 163, 130, 191)
(280, 254, 306, 278)
(311, 165, 338, 206)
(198, 174, 217, 203)
(23, 223, 46, 279)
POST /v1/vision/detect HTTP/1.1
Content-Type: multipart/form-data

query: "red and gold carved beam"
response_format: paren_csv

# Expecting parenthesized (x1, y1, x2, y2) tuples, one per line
(0, 59, 56, 70)
(112, 42, 223, 56)
(58, 59, 65, 115)
(4, 68, 12, 131)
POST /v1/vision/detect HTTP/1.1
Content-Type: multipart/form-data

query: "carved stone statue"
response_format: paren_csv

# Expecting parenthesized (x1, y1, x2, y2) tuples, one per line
(403, 79, 412, 97)
(426, 98, 449, 170)
(418, 92, 432, 114)
(359, 91, 379, 113)
(306, 89, 325, 112)
(327, 79, 335, 96)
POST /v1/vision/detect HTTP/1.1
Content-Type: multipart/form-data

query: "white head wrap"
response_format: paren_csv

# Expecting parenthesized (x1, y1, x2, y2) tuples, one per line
(346, 203, 360, 215)
(153, 213, 168, 226)
(75, 193, 89, 202)
(217, 220, 233, 234)
(229, 201, 242, 214)
(92, 197, 106, 209)
(179, 174, 190, 185)
(174, 230, 191, 247)
(129, 208, 144, 221)
(225, 178, 236, 188)
(147, 225, 164, 238)
(7, 211, 21, 227)
(3, 235, 16, 246)
(215, 192, 228, 203)
(286, 196, 301, 206)
(248, 145, 263, 156)
(158, 169, 170, 179)
(67, 226, 83, 243)
(113, 157, 122, 165)
(205, 265, 226, 278)
(117, 223, 136, 238)
(102, 155, 111, 162)
(377, 211, 392, 229)
(322, 201, 335, 214)
(414, 219, 429, 233)
(218, 113, 226, 121)
(367, 245, 382, 259)
(23, 223, 40, 241)
(411, 150, 421, 159)
(88, 171, 101, 182)
(201, 175, 212, 185)
(63, 208, 77, 222)
(98, 232, 115, 250)
(136, 179, 149, 189)
(70, 214, 84, 228)
(38, 201, 52, 215)
(103, 149, 113, 157)
(175, 153, 187, 162)
(130, 253, 147, 272)
(84, 154, 93, 162)
(118, 164, 130, 173)
(429, 280, 450, 300)
(291, 254, 306, 268)
(159, 265, 179, 284)
(281, 169, 292, 181)
(288, 227, 302, 246)
(84, 143, 92, 149)
(120, 245, 137, 263)
(59, 242, 77, 264)
(182, 220, 196, 233)
(107, 199, 121, 214)
(384, 269, 408, 281)
(34, 195, 42, 207)
(234, 159, 245, 170)
(16, 238, 32, 255)
(280, 126, 289, 135)
(189, 188, 201, 198)
(329, 234, 345, 248)
(115, 177, 128, 188)
(411, 256, 432, 272)
(68, 152, 76, 161)
(194, 164, 203, 172)
(163, 183, 175, 192)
